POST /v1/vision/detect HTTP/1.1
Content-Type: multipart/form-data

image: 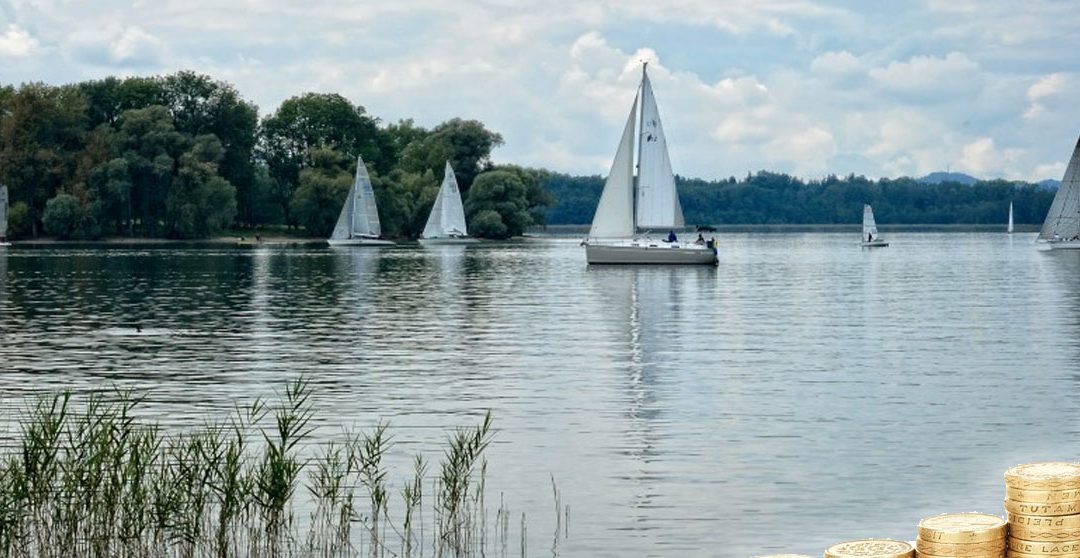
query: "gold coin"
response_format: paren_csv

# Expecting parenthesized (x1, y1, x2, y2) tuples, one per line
(1006, 464, 1080, 491)
(915, 548, 1006, 556)
(1007, 552, 1080, 558)
(919, 513, 1008, 543)
(1005, 500, 1080, 516)
(1009, 513, 1080, 529)
(915, 536, 1006, 556)
(1008, 488, 1080, 504)
(1008, 538, 1080, 555)
(825, 539, 914, 558)
(1010, 523, 1080, 542)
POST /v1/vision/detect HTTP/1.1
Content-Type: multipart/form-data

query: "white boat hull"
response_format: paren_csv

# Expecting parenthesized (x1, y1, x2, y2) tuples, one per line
(861, 240, 889, 248)
(1047, 241, 1080, 250)
(327, 237, 395, 246)
(419, 237, 479, 245)
(585, 241, 718, 265)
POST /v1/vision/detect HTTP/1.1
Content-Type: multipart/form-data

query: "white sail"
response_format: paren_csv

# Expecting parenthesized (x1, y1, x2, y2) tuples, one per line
(1008, 201, 1014, 234)
(0, 185, 7, 239)
(423, 162, 468, 239)
(863, 204, 879, 238)
(330, 156, 381, 241)
(590, 94, 638, 239)
(635, 67, 680, 230)
(1039, 135, 1080, 241)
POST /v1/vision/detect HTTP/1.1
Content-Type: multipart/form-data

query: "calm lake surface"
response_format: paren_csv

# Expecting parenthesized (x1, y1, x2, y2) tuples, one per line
(1, 233, 1078, 556)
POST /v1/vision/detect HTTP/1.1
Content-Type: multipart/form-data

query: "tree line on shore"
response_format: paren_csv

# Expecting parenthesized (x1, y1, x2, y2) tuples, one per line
(544, 172, 1056, 227)
(0, 71, 1058, 240)
(0, 72, 551, 240)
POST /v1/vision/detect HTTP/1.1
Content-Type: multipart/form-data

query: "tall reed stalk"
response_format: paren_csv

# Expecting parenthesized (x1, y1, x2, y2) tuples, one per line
(0, 379, 560, 558)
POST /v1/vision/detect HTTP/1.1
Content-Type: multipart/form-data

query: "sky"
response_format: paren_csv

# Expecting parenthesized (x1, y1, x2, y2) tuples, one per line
(1, 0, 1079, 182)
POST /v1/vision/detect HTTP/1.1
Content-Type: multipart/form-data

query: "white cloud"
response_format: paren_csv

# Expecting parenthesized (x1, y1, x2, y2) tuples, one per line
(109, 26, 166, 65)
(810, 50, 863, 78)
(869, 52, 981, 100)
(0, 24, 39, 57)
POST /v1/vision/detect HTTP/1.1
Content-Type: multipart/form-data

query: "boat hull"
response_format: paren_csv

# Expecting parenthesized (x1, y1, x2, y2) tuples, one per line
(585, 241, 718, 265)
(418, 237, 479, 245)
(327, 238, 395, 246)
(1047, 241, 1080, 250)
(861, 240, 889, 248)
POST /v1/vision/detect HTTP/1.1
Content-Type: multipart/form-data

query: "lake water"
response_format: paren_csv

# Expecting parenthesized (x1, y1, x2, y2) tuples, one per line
(0, 233, 1078, 556)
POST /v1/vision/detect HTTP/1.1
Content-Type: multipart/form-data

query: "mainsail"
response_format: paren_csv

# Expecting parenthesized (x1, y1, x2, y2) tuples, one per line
(423, 162, 468, 238)
(1039, 135, 1080, 241)
(0, 185, 7, 239)
(589, 95, 638, 239)
(635, 67, 681, 230)
(1008, 201, 1014, 234)
(330, 156, 382, 240)
(863, 204, 879, 238)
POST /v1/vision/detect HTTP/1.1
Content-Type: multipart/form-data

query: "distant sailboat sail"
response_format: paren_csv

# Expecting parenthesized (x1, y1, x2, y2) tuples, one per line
(1008, 201, 1014, 234)
(863, 204, 879, 239)
(1039, 135, 1080, 242)
(331, 156, 382, 241)
(422, 162, 469, 239)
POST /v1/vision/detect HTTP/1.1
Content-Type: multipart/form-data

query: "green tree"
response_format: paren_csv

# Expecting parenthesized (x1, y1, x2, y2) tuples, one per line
(464, 166, 551, 239)
(258, 93, 386, 225)
(165, 134, 237, 238)
(289, 148, 353, 237)
(371, 168, 438, 238)
(115, 105, 189, 236)
(399, 118, 503, 192)
(42, 192, 86, 239)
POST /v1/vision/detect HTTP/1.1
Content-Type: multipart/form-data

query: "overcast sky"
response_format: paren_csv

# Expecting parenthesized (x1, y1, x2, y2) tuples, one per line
(2, 0, 1079, 181)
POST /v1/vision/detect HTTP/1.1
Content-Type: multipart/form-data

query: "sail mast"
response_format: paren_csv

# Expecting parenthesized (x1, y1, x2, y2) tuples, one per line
(634, 62, 647, 234)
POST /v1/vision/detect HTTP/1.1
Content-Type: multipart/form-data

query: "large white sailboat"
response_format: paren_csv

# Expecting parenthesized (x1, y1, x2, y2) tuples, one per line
(1038, 133, 1080, 249)
(861, 204, 888, 247)
(420, 162, 477, 244)
(328, 156, 394, 246)
(1008, 201, 1014, 234)
(583, 64, 717, 265)
(0, 185, 10, 246)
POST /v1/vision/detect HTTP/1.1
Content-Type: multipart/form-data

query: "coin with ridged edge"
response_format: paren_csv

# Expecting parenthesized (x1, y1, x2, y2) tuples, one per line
(1008, 513, 1080, 530)
(825, 539, 914, 558)
(1006, 463, 1080, 491)
(1010, 523, 1080, 542)
(1007, 538, 1080, 555)
(1007, 487, 1080, 504)
(915, 536, 1006, 556)
(1006, 552, 1080, 558)
(918, 513, 1008, 544)
(916, 552, 1005, 558)
(1005, 500, 1080, 516)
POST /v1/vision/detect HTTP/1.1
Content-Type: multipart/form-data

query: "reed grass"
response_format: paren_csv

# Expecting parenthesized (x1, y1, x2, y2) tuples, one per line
(0, 378, 562, 558)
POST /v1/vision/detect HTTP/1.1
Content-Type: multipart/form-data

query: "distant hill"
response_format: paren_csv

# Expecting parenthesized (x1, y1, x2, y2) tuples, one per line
(919, 172, 979, 185)
(1038, 179, 1061, 190)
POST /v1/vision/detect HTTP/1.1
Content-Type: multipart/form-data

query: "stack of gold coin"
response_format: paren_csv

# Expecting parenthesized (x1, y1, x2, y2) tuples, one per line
(915, 513, 1007, 558)
(1005, 462, 1080, 558)
(824, 539, 914, 558)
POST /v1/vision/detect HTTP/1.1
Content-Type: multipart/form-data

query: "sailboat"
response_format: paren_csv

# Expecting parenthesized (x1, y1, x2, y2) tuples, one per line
(582, 63, 717, 265)
(0, 184, 9, 246)
(328, 155, 394, 246)
(419, 162, 477, 244)
(1008, 201, 1014, 234)
(1038, 133, 1080, 249)
(861, 204, 888, 247)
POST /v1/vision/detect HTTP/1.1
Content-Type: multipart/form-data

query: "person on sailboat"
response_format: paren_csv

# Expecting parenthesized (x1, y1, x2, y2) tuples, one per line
(667, 230, 678, 243)
(695, 233, 705, 244)
(867, 232, 873, 242)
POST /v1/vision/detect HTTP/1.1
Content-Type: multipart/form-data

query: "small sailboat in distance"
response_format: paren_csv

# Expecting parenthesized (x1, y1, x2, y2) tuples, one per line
(0, 184, 10, 246)
(1008, 201, 1014, 234)
(328, 156, 394, 246)
(420, 162, 477, 244)
(861, 204, 888, 247)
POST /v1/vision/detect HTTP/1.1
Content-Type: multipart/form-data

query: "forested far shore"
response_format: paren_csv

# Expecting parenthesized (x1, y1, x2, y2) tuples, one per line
(0, 72, 1059, 241)
(544, 172, 1056, 226)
